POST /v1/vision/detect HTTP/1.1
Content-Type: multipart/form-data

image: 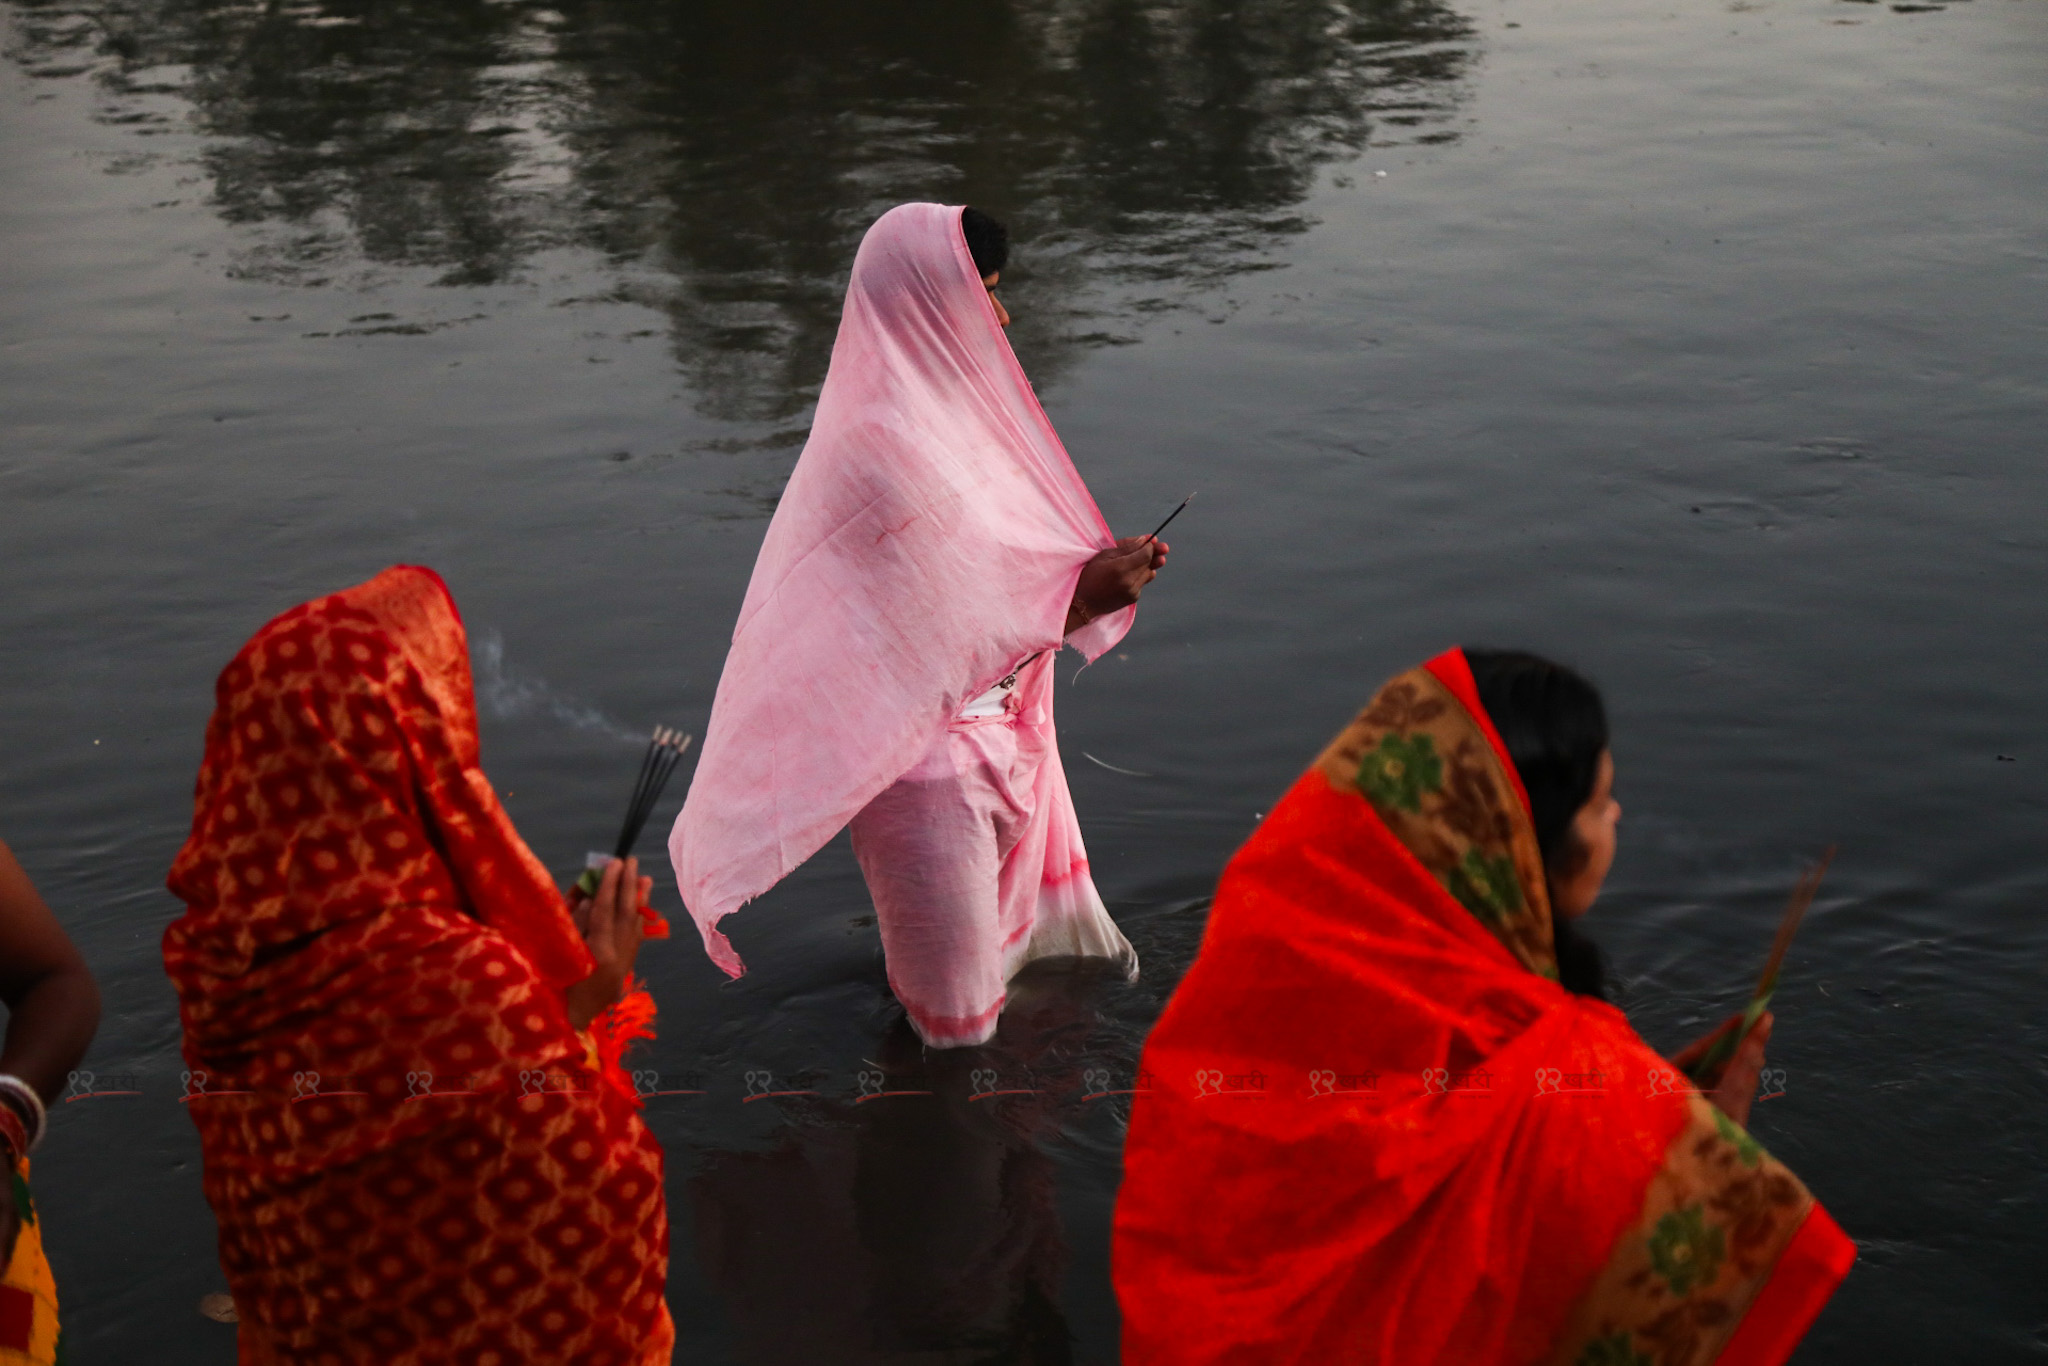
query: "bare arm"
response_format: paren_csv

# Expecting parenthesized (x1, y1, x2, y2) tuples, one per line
(0, 839, 100, 1270)
(0, 840, 101, 1105)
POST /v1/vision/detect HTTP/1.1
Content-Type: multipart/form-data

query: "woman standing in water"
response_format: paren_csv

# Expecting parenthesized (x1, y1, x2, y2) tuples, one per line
(0, 841, 100, 1365)
(164, 565, 670, 1365)
(672, 203, 1166, 1048)
(1115, 648, 1853, 1365)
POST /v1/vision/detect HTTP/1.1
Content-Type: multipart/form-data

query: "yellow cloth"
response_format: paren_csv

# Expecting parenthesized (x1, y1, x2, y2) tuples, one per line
(0, 1161, 61, 1366)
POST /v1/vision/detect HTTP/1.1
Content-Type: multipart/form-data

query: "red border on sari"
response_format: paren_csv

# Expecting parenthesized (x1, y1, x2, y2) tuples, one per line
(1423, 647, 1535, 819)
(1712, 1202, 1856, 1366)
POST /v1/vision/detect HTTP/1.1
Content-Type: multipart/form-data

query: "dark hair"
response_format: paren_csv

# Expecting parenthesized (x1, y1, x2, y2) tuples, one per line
(1464, 648, 1610, 998)
(961, 206, 1009, 278)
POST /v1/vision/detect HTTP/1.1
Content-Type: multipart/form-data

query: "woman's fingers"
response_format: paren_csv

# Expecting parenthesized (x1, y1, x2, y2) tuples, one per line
(1125, 545, 1159, 593)
(571, 859, 622, 942)
(565, 863, 660, 1026)
(1718, 1012, 1771, 1077)
(1074, 536, 1172, 619)
(600, 858, 637, 956)
(593, 858, 624, 923)
(618, 895, 646, 974)
(579, 858, 627, 963)
(609, 859, 640, 927)
(1712, 1021, 1770, 1127)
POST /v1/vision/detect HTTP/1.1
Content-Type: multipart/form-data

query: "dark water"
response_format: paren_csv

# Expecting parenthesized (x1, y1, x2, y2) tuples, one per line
(3, 0, 2045, 1358)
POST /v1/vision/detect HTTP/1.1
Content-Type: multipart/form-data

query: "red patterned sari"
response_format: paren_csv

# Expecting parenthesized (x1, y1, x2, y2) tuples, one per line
(164, 566, 671, 1366)
(1114, 648, 1853, 1366)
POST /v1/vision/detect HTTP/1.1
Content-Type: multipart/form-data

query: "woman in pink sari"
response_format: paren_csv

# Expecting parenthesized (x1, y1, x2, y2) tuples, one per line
(671, 203, 1166, 1048)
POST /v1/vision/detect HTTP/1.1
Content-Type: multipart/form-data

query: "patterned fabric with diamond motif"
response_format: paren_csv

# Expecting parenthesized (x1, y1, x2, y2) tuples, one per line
(164, 565, 671, 1365)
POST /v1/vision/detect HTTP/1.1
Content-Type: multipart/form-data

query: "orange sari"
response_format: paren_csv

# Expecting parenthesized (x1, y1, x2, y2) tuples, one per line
(164, 566, 671, 1365)
(1114, 648, 1852, 1366)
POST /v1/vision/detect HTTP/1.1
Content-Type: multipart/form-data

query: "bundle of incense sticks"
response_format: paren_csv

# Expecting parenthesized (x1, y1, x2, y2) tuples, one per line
(574, 727, 693, 897)
(1687, 845, 1836, 1083)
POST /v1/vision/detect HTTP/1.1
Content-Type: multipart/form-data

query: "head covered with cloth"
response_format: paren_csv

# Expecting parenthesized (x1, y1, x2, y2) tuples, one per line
(672, 202, 1140, 1045)
(164, 566, 670, 1365)
(1113, 648, 1852, 1366)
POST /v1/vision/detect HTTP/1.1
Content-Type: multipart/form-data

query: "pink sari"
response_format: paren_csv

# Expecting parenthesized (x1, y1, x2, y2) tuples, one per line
(670, 202, 1137, 1046)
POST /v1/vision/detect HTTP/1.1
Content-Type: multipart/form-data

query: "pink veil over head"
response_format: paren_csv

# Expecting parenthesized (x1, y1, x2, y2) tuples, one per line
(671, 202, 1133, 976)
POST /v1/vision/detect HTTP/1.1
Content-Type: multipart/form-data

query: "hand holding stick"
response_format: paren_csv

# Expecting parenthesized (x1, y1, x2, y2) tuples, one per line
(565, 855, 650, 1031)
(1684, 846, 1835, 1085)
(1066, 495, 1190, 634)
(572, 727, 693, 898)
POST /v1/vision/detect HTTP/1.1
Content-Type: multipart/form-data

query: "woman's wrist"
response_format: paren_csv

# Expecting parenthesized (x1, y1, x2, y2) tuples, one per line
(0, 1077, 43, 1158)
(0, 1106, 25, 1169)
(564, 970, 623, 1032)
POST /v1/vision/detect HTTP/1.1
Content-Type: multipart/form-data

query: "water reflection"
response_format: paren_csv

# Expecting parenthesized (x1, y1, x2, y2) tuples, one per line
(692, 967, 1116, 1364)
(12, 0, 1475, 419)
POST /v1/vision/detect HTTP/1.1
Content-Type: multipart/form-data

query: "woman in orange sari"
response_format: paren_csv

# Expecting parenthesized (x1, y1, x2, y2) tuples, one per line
(1114, 648, 1853, 1366)
(163, 565, 671, 1365)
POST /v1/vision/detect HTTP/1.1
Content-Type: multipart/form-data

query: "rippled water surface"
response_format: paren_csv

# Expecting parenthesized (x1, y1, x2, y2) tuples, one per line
(3, 0, 2045, 1359)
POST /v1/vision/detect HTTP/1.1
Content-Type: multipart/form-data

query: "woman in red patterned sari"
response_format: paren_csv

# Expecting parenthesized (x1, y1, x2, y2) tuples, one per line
(1115, 647, 1854, 1366)
(164, 565, 672, 1365)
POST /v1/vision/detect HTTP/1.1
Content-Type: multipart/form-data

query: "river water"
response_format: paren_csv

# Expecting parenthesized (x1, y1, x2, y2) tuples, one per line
(2, 0, 2044, 1360)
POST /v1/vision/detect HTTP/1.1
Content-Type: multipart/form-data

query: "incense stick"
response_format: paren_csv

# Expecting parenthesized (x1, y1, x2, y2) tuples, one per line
(1687, 846, 1835, 1082)
(617, 727, 692, 856)
(574, 727, 694, 896)
(1138, 492, 1195, 547)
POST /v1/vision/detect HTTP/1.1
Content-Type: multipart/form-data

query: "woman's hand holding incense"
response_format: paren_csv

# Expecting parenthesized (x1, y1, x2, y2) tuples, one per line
(564, 856, 649, 1033)
(1670, 1011, 1773, 1127)
(1067, 536, 1168, 634)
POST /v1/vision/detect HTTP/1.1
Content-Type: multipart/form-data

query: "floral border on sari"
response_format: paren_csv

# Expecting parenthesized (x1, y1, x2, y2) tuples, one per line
(1314, 665, 1559, 979)
(1544, 1095, 1813, 1366)
(1323, 661, 1817, 1366)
